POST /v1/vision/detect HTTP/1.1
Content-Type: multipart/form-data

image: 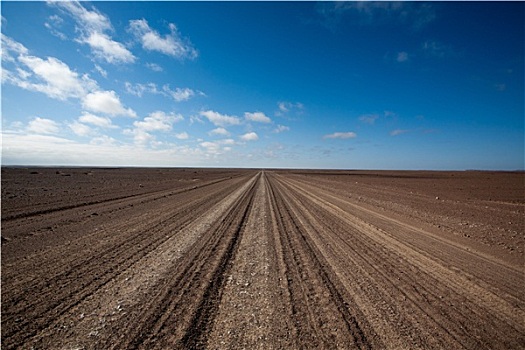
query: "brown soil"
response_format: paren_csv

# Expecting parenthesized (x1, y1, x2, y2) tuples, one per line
(2, 168, 524, 349)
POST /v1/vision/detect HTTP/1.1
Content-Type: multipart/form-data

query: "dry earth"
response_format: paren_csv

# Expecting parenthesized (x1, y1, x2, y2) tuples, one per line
(2, 168, 524, 349)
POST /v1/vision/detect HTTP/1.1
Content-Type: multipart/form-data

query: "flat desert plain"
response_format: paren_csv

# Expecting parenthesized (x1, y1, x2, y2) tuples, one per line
(1, 167, 524, 349)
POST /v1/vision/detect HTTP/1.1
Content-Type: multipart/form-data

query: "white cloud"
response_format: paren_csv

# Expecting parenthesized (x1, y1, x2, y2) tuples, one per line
(90, 135, 117, 146)
(359, 114, 379, 124)
(14, 54, 97, 100)
(390, 129, 409, 136)
(51, 1, 111, 33)
(125, 82, 160, 97)
(240, 132, 259, 142)
(124, 111, 183, 145)
(323, 131, 357, 139)
(1, 33, 29, 61)
(82, 90, 136, 117)
(44, 15, 67, 40)
(146, 62, 163, 72)
(27, 117, 60, 135)
(175, 132, 189, 140)
(164, 86, 195, 102)
(94, 64, 107, 78)
(397, 51, 409, 62)
(200, 110, 241, 127)
(128, 19, 197, 59)
(273, 124, 290, 133)
(78, 112, 115, 128)
(69, 121, 93, 137)
(276, 101, 304, 116)
(244, 112, 271, 123)
(50, 1, 135, 64)
(134, 111, 183, 132)
(83, 32, 135, 64)
(209, 127, 230, 136)
(1, 35, 106, 103)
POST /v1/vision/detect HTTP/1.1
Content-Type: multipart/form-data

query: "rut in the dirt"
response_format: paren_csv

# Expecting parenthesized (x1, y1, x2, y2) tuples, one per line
(2, 168, 524, 349)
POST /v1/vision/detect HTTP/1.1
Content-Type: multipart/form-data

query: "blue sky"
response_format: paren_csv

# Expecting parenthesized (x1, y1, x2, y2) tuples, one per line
(1, 1, 523, 169)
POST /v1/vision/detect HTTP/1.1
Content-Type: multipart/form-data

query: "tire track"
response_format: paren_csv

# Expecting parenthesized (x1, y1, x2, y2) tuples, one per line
(110, 173, 260, 349)
(1, 176, 234, 222)
(266, 173, 379, 349)
(205, 172, 295, 349)
(1, 175, 252, 349)
(275, 173, 525, 349)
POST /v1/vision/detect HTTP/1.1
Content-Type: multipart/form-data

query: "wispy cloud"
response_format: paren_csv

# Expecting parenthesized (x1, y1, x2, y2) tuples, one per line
(200, 110, 241, 127)
(323, 131, 357, 139)
(358, 114, 380, 124)
(146, 62, 163, 72)
(124, 82, 201, 102)
(397, 51, 409, 62)
(244, 112, 271, 123)
(390, 129, 410, 136)
(276, 101, 304, 117)
(273, 124, 290, 133)
(317, 2, 435, 31)
(94, 64, 107, 78)
(163, 86, 197, 102)
(128, 19, 197, 59)
(422, 40, 457, 59)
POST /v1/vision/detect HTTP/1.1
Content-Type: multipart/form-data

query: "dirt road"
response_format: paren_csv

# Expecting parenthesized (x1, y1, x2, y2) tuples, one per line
(2, 168, 524, 349)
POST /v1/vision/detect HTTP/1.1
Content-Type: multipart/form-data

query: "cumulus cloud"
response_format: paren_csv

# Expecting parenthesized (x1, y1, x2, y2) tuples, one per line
(273, 124, 290, 133)
(83, 32, 135, 64)
(134, 111, 183, 132)
(69, 121, 93, 137)
(128, 19, 197, 59)
(199, 138, 235, 155)
(175, 132, 189, 140)
(27, 117, 60, 134)
(209, 127, 230, 136)
(244, 112, 271, 123)
(82, 90, 136, 117)
(240, 132, 259, 142)
(124, 111, 183, 145)
(5, 51, 98, 100)
(200, 110, 241, 127)
(390, 129, 410, 136)
(323, 131, 357, 139)
(49, 1, 135, 64)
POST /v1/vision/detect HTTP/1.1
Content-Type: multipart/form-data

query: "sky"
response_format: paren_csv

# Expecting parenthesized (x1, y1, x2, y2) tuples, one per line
(1, 1, 523, 170)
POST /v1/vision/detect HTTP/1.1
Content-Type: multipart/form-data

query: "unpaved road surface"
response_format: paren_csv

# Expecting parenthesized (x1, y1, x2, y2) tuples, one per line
(2, 168, 524, 349)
